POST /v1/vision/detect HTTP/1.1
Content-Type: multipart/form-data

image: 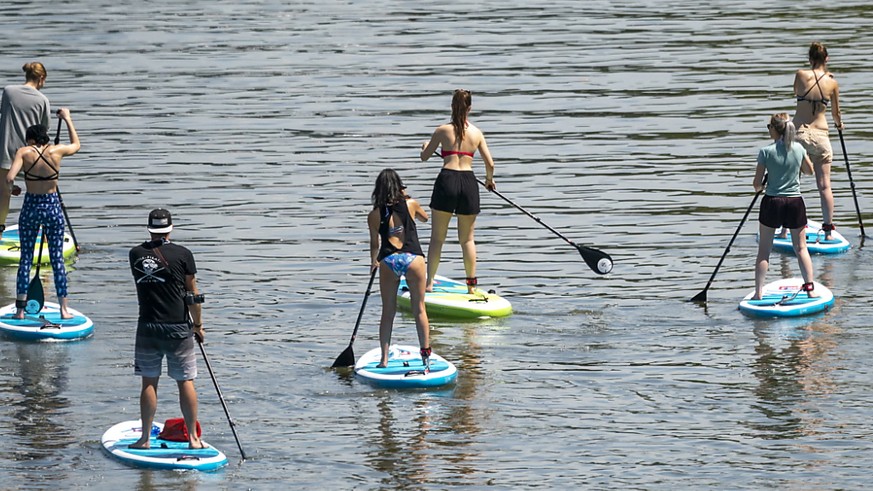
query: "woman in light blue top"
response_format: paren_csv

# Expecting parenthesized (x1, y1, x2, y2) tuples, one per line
(752, 113, 817, 300)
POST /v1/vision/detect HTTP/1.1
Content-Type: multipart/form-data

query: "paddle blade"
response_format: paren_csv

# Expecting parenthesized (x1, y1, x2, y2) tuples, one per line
(689, 289, 707, 303)
(25, 276, 44, 314)
(332, 344, 355, 368)
(577, 244, 613, 275)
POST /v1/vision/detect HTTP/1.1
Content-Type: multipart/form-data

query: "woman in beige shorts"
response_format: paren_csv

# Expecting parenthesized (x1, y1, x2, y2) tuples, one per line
(793, 41, 843, 240)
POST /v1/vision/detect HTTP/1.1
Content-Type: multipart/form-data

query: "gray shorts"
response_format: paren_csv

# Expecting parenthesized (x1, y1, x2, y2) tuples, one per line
(134, 322, 197, 381)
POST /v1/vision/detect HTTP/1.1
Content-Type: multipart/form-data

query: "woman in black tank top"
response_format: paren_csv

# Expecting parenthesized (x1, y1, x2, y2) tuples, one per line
(367, 169, 432, 368)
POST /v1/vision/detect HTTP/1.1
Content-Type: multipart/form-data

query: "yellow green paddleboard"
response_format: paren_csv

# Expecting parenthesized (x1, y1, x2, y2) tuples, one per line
(0, 225, 76, 266)
(397, 275, 512, 319)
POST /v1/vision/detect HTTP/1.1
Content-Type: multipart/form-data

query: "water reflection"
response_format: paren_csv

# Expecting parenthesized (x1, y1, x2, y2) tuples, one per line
(362, 324, 487, 487)
(749, 317, 840, 439)
(0, 342, 73, 482)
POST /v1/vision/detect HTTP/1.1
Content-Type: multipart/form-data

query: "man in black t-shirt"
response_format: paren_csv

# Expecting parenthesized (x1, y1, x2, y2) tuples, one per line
(128, 208, 205, 450)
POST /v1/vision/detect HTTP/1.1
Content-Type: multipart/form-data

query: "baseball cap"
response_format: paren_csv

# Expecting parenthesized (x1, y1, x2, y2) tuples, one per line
(147, 208, 173, 234)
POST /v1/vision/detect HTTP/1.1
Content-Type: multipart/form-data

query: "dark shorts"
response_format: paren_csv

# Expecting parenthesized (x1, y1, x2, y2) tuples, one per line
(429, 169, 480, 215)
(134, 322, 197, 381)
(759, 195, 807, 230)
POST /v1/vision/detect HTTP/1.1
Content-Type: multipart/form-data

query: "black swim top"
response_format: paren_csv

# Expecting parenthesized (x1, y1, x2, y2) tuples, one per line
(796, 70, 830, 110)
(377, 201, 423, 261)
(24, 146, 59, 182)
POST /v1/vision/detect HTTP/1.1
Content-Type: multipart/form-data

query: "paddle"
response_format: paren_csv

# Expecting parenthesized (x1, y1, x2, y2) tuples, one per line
(190, 316, 247, 460)
(837, 128, 869, 239)
(53, 117, 81, 252)
(689, 180, 766, 303)
(476, 179, 613, 275)
(25, 227, 46, 314)
(331, 267, 378, 368)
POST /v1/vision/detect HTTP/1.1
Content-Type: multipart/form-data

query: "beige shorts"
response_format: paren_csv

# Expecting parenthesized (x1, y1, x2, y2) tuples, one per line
(795, 125, 833, 166)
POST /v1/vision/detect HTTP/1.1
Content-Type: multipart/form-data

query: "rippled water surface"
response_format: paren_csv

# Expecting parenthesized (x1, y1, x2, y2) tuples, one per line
(2, 1, 873, 489)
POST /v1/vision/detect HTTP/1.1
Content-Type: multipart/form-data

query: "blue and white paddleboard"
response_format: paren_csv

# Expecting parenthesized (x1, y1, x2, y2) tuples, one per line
(355, 345, 458, 389)
(101, 420, 228, 471)
(768, 220, 850, 255)
(0, 302, 93, 341)
(397, 275, 512, 319)
(739, 278, 834, 318)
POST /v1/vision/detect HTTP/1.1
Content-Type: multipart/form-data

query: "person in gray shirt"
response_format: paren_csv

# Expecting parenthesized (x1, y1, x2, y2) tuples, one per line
(0, 62, 50, 232)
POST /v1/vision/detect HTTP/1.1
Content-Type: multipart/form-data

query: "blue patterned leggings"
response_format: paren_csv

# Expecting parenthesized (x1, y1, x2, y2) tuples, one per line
(16, 193, 68, 298)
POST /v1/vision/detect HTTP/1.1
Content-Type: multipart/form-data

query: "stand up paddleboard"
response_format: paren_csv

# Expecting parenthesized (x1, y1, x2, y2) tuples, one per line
(102, 420, 228, 471)
(0, 224, 76, 266)
(355, 345, 458, 389)
(397, 275, 512, 319)
(739, 278, 834, 318)
(767, 220, 850, 255)
(0, 302, 93, 341)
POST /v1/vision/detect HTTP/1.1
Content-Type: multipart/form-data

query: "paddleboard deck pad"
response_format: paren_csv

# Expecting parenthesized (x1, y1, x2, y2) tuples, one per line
(0, 224, 76, 266)
(739, 279, 834, 318)
(767, 220, 850, 255)
(355, 345, 458, 389)
(0, 301, 93, 341)
(101, 420, 228, 471)
(397, 275, 512, 319)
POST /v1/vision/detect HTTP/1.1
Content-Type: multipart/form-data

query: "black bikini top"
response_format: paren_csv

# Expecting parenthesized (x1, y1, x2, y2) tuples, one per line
(796, 69, 830, 110)
(23, 146, 59, 182)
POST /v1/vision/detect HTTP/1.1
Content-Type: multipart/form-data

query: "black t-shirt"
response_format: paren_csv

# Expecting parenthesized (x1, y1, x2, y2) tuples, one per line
(129, 240, 197, 324)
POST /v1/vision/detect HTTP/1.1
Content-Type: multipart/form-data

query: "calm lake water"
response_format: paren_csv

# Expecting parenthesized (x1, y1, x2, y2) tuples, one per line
(2, 0, 873, 489)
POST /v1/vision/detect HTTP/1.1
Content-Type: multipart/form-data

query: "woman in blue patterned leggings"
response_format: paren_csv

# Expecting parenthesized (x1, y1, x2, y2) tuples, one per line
(6, 108, 80, 319)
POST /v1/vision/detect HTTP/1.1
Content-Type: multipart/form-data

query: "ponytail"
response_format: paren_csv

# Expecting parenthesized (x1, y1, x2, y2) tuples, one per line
(450, 89, 471, 146)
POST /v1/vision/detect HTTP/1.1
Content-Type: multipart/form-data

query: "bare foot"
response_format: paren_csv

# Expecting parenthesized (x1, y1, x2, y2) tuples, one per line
(60, 310, 74, 320)
(14, 311, 24, 320)
(128, 436, 150, 450)
(188, 439, 205, 450)
(377, 361, 387, 368)
(806, 291, 820, 299)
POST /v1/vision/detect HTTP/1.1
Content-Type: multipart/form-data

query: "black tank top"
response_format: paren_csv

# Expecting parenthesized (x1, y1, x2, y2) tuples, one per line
(377, 200, 423, 261)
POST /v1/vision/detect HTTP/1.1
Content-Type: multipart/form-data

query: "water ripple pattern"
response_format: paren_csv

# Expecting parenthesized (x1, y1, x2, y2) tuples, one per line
(1, 0, 872, 488)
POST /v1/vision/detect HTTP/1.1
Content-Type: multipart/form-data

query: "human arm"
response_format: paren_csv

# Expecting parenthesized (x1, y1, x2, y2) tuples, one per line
(792, 70, 803, 97)
(830, 77, 842, 129)
(408, 198, 428, 223)
(55, 108, 80, 156)
(368, 209, 381, 268)
(185, 274, 204, 342)
(800, 154, 813, 176)
(420, 126, 446, 161)
(478, 133, 495, 190)
(6, 147, 26, 186)
(753, 163, 766, 193)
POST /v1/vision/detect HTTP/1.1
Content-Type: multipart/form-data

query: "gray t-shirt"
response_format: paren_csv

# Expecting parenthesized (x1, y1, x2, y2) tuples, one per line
(0, 84, 50, 169)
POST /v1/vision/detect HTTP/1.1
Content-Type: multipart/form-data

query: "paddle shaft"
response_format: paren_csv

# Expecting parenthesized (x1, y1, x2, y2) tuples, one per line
(690, 187, 764, 302)
(53, 118, 81, 251)
(474, 178, 613, 274)
(193, 325, 247, 460)
(347, 267, 377, 346)
(837, 128, 867, 238)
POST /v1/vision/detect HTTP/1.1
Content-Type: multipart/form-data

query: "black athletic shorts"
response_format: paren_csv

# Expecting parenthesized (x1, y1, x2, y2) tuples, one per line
(429, 169, 480, 215)
(759, 195, 807, 230)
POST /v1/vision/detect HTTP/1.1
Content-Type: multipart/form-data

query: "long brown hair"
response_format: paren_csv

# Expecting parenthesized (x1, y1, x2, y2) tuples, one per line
(451, 89, 471, 146)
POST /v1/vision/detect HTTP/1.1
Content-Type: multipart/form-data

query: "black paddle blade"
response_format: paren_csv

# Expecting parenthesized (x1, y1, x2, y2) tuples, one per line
(332, 345, 355, 368)
(577, 244, 613, 275)
(689, 289, 707, 303)
(25, 276, 44, 314)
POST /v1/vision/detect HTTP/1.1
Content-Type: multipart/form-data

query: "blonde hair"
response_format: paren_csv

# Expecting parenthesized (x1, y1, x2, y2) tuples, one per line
(770, 113, 796, 150)
(22, 62, 46, 82)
